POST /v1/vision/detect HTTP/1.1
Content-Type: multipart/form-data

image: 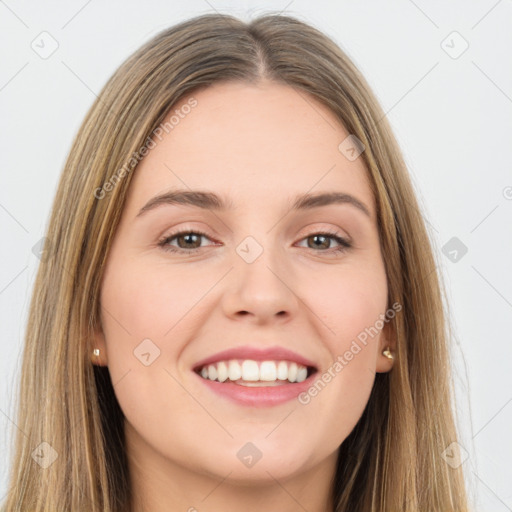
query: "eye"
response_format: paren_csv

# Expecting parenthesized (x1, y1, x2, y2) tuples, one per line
(295, 231, 352, 254)
(158, 229, 214, 254)
(157, 229, 352, 255)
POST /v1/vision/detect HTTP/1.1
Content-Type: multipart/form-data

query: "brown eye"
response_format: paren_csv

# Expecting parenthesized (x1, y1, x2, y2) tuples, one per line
(308, 234, 331, 250)
(175, 233, 203, 249)
(297, 232, 352, 254)
(157, 230, 352, 256)
(158, 230, 213, 254)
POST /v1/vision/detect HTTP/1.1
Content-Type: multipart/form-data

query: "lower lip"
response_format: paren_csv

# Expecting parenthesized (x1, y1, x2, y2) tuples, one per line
(194, 372, 316, 407)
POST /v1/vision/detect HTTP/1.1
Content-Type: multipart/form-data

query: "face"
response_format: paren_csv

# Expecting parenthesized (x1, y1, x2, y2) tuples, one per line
(93, 80, 395, 491)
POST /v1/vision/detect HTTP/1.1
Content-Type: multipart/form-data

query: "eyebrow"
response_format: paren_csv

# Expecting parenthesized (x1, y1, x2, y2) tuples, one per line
(136, 189, 371, 219)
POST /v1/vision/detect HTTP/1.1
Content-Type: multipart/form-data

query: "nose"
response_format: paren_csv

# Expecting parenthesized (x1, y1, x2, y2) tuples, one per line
(221, 249, 300, 325)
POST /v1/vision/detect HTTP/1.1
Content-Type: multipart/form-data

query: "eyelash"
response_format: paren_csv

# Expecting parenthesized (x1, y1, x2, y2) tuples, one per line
(157, 229, 352, 256)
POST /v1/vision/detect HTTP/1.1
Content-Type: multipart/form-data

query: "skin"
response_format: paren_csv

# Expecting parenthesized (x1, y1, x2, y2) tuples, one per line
(93, 80, 395, 512)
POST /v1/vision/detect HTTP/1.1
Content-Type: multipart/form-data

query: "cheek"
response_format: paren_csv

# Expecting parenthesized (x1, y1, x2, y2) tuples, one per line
(99, 257, 216, 402)
(100, 258, 207, 342)
(295, 264, 387, 440)
(98, 259, 206, 434)
(304, 263, 388, 353)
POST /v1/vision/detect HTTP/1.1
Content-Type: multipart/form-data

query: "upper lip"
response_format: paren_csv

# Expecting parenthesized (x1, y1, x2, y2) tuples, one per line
(192, 345, 318, 372)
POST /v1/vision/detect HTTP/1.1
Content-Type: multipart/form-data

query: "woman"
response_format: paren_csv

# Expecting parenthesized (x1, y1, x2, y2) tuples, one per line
(2, 12, 470, 511)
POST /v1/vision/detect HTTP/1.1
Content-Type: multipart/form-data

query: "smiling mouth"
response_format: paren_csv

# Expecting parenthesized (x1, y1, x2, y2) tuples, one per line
(194, 359, 318, 386)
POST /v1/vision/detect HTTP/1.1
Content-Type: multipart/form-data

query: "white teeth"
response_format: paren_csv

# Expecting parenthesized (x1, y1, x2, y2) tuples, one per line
(207, 364, 217, 381)
(198, 359, 311, 384)
(241, 360, 259, 381)
(237, 380, 284, 387)
(296, 366, 308, 382)
(288, 362, 298, 383)
(217, 361, 228, 382)
(228, 360, 242, 381)
(277, 361, 288, 380)
(259, 361, 277, 381)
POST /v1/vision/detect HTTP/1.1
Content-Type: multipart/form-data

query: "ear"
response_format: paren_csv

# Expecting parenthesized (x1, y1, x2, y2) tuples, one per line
(375, 318, 396, 374)
(91, 326, 108, 367)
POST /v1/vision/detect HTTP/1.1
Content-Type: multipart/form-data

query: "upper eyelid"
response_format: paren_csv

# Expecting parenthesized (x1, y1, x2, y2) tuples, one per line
(161, 220, 351, 238)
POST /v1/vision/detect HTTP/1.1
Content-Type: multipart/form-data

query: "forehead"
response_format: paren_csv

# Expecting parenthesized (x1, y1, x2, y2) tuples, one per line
(126, 80, 375, 219)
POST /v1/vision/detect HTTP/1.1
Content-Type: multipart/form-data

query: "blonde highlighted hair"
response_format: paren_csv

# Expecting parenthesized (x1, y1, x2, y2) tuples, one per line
(3, 12, 470, 511)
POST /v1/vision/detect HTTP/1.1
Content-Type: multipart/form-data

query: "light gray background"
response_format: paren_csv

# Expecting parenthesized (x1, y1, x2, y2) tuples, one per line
(1, 1, 511, 510)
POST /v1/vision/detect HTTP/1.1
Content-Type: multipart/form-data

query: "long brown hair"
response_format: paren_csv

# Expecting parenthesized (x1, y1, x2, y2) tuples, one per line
(2, 12, 470, 511)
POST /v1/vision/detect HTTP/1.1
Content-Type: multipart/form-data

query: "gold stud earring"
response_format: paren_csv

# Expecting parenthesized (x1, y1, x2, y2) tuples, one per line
(93, 348, 100, 357)
(382, 347, 394, 360)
